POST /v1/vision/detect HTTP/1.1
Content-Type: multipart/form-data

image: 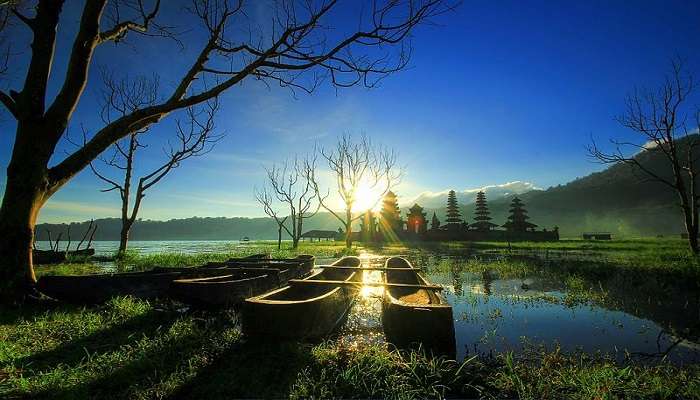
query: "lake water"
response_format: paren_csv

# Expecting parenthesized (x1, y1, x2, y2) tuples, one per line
(39, 240, 700, 365)
(34, 240, 249, 255)
(339, 251, 700, 365)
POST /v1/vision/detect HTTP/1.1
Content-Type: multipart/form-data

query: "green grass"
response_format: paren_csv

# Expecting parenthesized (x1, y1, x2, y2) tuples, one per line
(3, 297, 697, 399)
(9, 238, 698, 398)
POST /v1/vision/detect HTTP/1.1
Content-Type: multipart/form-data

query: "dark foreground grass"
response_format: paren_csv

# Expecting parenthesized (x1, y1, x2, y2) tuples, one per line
(11, 239, 699, 398)
(2, 297, 699, 399)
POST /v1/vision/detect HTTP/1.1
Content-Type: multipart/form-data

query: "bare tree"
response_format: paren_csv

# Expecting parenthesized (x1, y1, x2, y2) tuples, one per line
(91, 91, 221, 255)
(313, 134, 403, 249)
(588, 59, 700, 254)
(259, 154, 320, 249)
(255, 188, 290, 250)
(88, 71, 222, 255)
(0, 0, 454, 300)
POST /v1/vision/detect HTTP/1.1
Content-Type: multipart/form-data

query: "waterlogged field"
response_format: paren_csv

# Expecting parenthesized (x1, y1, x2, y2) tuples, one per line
(3, 239, 700, 398)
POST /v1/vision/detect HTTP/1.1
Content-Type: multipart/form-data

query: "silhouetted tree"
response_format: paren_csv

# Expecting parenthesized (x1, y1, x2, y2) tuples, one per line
(90, 75, 222, 255)
(502, 197, 536, 232)
(444, 190, 462, 230)
(258, 154, 320, 249)
(470, 191, 497, 232)
(313, 134, 403, 249)
(254, 188, 288, 250)
(588, 59, 700, 254)
(0, 0, 455, 300)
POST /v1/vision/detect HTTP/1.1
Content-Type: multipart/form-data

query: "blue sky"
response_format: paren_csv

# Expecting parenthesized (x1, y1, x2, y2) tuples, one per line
(1, 0, 699, 222)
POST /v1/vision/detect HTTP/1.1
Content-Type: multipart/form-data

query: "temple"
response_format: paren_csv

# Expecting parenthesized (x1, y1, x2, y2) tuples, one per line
(356, 190, 558, 242)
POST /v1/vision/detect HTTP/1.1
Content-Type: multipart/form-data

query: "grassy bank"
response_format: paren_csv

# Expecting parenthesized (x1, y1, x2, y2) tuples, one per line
(11, 239, 698, 398)
(2, 297, 698, 399)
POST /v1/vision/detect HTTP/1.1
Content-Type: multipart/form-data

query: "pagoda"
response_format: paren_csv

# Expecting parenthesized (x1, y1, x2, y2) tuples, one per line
(430, 212, 440, 231)
(444, 190, 463, 230)
(379, 191, 403, 240)
(502, 197, 537, 232)
(469, 191, 498, 232)
(406, 203, 427, 234)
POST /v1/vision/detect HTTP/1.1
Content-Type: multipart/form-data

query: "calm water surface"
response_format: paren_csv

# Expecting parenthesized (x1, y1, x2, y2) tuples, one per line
(339, 251, 700, 365)
(35, 240, 248, 255)
(39, 240, 700, 364)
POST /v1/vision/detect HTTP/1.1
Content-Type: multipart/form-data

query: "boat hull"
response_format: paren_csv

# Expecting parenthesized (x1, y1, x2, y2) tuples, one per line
(382, 257, 456, 357)
(36, 255, 314, 305)
(36, 270, 181, 303)
(168, 260, 314, 308)
(242, 256, 361, 339)
(169, 271, 279, 307)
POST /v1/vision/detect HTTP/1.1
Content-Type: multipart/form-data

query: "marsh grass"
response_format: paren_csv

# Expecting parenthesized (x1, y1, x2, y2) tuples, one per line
(2, 297, 699, 399)
(291, 343, 700, 400)
(7, 238, 699, 398)
(34, 263, 103, 277)
(496, 347, 700, 400)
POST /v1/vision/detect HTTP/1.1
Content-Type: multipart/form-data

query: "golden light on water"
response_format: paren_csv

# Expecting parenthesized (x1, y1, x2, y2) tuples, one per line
(358, 252, 384, 298)
(360, 270, 384, 297)
(336, 251, 386, 351)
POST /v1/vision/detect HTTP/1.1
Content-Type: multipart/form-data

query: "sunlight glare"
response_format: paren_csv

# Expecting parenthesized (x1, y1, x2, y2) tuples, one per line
(352, 177, 385, 213)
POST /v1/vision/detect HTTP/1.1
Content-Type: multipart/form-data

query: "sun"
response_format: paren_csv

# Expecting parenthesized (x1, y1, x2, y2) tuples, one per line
(352, 178, 384, 213)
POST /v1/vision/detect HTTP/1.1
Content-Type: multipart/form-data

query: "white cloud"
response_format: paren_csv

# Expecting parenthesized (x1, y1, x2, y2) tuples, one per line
(403, 181, 540, 209)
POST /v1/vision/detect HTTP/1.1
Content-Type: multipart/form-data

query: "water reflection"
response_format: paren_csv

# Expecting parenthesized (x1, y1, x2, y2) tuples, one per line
(336, 252, 385, 350)
(50, 240, 699, 364)
(339, 251, 700, 365)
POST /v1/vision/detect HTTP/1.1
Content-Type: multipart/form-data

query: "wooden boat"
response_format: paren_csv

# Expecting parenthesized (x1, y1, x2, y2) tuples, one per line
(169, 268, 281, 307)
(242, 256, 362, 339)
(36, 254, 314, 304)
(381, 257, 456, 357)
(226, 253, 270, 262)
(224, 254, 313, 267)
(33, 248, 96, 264)
(36, 269, 185, 304)
(169, 256, 314, 307)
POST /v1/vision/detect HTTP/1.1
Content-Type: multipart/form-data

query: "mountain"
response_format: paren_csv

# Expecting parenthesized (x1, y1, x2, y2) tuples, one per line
(403, 181, 538, 209)
(455, 138, 694, 237)
(34, 136, 696, 240)
(34, 213, 344, 242)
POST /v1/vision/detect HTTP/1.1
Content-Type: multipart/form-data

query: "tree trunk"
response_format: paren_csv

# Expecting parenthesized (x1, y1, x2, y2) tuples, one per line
(0, 147, 51, 301)
(688, 227, 698, 255)
(117, 221, 132, 255)
(345, 209, 353, 249)
(677, 184, 699, 255)
(292, 217, 301, 249)
(683, 204, 699, 255)
(277, 226, 282, 250)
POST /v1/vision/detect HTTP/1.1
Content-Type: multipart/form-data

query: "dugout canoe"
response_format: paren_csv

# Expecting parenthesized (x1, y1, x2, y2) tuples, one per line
(169, 269, 280, 307)
(203, 254, 315, 279)
(226, 253, 271, 262)
(242, 256, 362, 339)
(382, 257, 456, 357)
(35, 266, 259, 304)
(36, 269, 186, 304)
(35, 254, 313, 304)
(223, 254, 314, 269)
(169, 258, 314, 307)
